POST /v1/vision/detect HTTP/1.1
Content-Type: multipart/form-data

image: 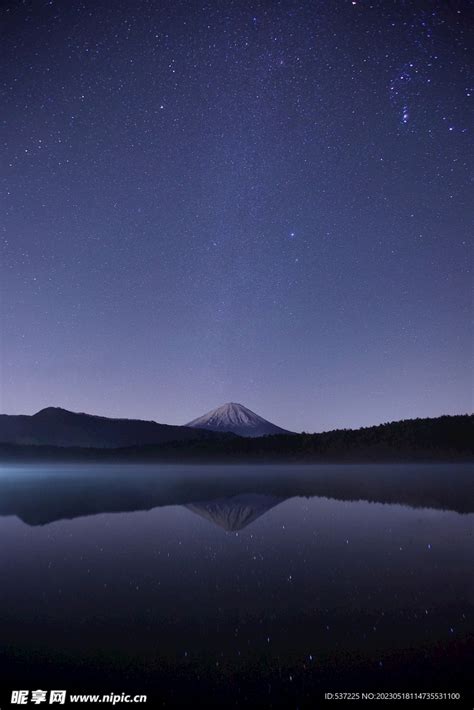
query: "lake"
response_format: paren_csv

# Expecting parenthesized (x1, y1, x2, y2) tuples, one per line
(0, 464, 472, 708)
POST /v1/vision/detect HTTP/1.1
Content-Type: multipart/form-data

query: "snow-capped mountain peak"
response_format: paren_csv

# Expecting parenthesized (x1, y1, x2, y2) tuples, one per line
(185, 402, 292, 438)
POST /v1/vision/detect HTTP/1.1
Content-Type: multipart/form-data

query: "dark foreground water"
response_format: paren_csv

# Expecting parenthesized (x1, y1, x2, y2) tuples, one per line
(0, 464, 472, 708)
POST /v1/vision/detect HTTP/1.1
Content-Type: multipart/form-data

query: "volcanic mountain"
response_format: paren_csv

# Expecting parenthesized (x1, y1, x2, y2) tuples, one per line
(186, 402, 293, 437)
(0, 407, 232, 449)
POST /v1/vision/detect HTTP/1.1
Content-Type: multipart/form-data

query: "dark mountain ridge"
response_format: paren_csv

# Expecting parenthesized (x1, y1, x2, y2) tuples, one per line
(0, 414, 471, 463)
(0, 406, 234, 449)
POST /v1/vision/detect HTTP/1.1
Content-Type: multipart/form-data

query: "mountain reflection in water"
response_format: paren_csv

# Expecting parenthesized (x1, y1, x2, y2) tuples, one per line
(185, 494, 285, 531)
(0, 463, 472, 527)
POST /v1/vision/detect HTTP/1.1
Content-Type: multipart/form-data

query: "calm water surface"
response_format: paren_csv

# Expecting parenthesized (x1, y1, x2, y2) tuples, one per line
(0, 464, 472, 707)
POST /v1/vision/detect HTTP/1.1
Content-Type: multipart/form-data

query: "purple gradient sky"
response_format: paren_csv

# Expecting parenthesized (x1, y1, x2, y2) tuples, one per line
(0, 0, 472, 432)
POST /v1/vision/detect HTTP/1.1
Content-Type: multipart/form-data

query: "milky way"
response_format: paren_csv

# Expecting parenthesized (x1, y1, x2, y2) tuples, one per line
(1, 0, 472, 431)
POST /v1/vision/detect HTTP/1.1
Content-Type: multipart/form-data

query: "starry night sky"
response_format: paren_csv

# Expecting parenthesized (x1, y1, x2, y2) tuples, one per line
(1, 0, 472, 432)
